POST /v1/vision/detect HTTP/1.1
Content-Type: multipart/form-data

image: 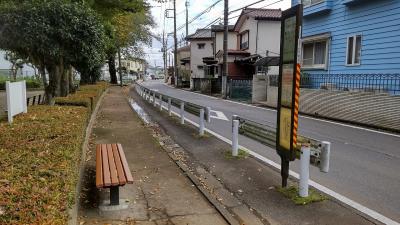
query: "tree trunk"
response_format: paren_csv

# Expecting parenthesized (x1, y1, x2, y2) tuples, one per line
(108, 54, 117, 84)
(60, 65, 70, 97)
(69, 68, 76, 93)
(45, 59, 63, 105)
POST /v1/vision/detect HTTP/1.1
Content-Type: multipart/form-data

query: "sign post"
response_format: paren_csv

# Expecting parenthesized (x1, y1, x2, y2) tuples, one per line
(276, 4, 303, 187)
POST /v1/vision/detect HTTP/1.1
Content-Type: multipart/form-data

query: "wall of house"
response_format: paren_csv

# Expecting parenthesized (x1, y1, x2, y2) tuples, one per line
(256, 20, 281, 58)
(190, 39, 213, 78)
(177, 50, 190, 70)
(237, 17, 258, 54)
(214, 32, 237, 53)
(292, 0, 400, 74)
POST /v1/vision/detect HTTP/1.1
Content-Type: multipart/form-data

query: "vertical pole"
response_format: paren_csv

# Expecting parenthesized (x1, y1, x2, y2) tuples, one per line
(281, 155, 290, 188)
(153, 92, 157, 107)
(206, 107, 211, 123)
(22, 80, 27, 112)
(33, 96, 36, 105)
(168, 98, 172, 116)
(173, 0, 179, 87)
(299, 144, 311, 197)
(199, 108, 205, 136)
(159, 95, 163, 111)
(232, 119, 239, 156)
(180, 101, 185, 124)
(222, 0, 229, 98)
(118, 48, 123, 87)
(185, 0, 189, 41)
(6, 81, 13, 123)
(320, 141, 331, 173)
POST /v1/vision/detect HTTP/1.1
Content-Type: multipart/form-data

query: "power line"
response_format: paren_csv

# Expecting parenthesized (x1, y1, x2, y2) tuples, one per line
(174, 0, 223, 33)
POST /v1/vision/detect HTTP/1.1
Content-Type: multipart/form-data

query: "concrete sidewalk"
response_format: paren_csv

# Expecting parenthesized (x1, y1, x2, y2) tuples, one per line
(130, 86, 382, 225)
(78, 86, 227, 225)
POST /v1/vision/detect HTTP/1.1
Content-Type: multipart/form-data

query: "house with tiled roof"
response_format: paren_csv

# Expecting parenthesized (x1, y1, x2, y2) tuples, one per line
(186, 29, 214, 89)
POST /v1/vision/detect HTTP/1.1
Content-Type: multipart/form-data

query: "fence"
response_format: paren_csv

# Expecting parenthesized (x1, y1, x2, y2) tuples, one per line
(269, 73, 400, 95)
(27, 94, 45, 106)
(192, 77, 221, 94)
(228, 79, 252, 101)
(134, 82, 330, 197)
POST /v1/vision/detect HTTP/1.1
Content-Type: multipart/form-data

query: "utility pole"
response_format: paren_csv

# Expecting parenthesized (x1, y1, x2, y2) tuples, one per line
(118, 47, 123, 87)
(185, 0, 189, 40)
(173, 0, 179, 87)
(222, 0, 229, 98)
(163, 30, 167, 82)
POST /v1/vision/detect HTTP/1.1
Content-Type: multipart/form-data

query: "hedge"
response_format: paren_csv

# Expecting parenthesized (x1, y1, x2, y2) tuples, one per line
(0, 83, 107, 224)
(55, 82, 108, 110)
(0, 79, 42, 90)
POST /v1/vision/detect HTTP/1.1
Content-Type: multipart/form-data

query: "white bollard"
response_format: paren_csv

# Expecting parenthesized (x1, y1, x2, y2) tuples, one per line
(180, 102, 185, 125)
(168, 98, 172, 116)
(232, 119, 239, 157)
(199, 108, 205, 136)
(320, 141, 331, 173)
(299, 144, 311, 197)
(159, 95, 163, 111)
(206, 107, 211, 123)
(153, 93, 156, 107)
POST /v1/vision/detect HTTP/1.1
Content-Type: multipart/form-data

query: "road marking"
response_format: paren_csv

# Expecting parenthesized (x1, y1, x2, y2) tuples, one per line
(161, 107, 399, 225)
(159, 83, 400, 138)
(210, 110, 229, 121)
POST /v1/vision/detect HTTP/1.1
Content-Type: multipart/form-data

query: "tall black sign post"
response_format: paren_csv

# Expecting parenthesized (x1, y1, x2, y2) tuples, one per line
(276, 4, 303, 187)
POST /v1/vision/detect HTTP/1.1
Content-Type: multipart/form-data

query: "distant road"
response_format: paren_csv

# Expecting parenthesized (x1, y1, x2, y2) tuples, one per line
(138, 80, 400, 223)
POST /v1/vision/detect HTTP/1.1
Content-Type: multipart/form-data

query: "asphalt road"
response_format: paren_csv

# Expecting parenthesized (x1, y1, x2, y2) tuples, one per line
(137, 80, 400, 223)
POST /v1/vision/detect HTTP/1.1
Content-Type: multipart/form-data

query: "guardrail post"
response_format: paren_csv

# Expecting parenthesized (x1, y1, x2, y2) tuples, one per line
(153, 92, 156, 107)
(206, 107, 211, 123)
(180, 102, 185, 125)
(168, 98, 172, 116)
(232, 119, 239, 157)
(320, 141, 331, 173)
(299, 144, 311, 197)
(199, 108, 205, 136)
(159, 95, 163, 111)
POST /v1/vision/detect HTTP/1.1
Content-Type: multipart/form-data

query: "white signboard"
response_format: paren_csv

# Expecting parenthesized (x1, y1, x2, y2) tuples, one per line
(6, 80, 27, 123)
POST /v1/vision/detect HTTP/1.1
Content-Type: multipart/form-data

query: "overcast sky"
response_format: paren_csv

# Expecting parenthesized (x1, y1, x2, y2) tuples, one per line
(144, 0, 291, 68)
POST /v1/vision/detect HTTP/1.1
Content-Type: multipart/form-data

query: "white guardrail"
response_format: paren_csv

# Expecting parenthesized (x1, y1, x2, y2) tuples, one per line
(134, 83, 331, 197)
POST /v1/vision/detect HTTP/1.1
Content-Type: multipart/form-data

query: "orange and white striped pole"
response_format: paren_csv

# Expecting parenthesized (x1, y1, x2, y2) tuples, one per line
(292, 63, 301, 148)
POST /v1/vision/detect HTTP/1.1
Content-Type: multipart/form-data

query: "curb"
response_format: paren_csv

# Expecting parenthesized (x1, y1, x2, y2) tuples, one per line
(68, 88, 109, 225)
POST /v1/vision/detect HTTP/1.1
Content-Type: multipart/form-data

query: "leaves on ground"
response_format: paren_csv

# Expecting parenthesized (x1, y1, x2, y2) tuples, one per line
(277, 185, 328, 205)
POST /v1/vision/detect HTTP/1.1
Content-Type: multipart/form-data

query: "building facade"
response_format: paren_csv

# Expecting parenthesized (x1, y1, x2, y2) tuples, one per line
(291, 0, 400, 74)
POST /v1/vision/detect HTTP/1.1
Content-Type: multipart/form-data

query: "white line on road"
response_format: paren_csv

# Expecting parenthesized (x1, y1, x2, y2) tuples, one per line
(160, 83, 400, 138)
(162, 106, 399, 225)
(210, 110, 229, 121)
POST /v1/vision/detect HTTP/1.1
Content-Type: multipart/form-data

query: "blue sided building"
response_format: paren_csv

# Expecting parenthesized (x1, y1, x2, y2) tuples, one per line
(291, 0, 400, 94)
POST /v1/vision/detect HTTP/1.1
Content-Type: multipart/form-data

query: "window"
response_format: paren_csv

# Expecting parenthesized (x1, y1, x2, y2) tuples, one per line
(239, 31, 249, 50)
(302, 0, 324, 7)
(302, 39, 328, 69)
(197, 65, 204, 70)
(197, 43, 205, 49)
(127, 62, 130, 67)
(346, 35, 361, 66)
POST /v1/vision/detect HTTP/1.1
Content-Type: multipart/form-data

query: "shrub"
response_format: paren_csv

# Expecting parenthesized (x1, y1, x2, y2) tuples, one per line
(0, 83, 107, 224)
(0, 79, 42, 90)
(0, 106, 88, 224)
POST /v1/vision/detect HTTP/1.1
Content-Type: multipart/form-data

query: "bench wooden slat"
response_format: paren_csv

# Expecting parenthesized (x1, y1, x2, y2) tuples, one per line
(111, 144, 127, 185)
(107, 144, 119, 186)
(101, 144, 112, 186)
(96, 145, 103, 188)
(117, 143, 134, 184)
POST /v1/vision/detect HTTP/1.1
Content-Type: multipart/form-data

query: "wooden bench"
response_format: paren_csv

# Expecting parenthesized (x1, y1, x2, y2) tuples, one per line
(96, 143, 133, 205)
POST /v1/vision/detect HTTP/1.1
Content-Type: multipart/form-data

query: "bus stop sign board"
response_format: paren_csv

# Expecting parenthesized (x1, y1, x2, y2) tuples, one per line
(276, 4, 303, 161)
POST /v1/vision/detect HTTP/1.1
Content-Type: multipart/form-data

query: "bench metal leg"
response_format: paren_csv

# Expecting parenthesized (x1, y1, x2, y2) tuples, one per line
(110, 186, 119, 205)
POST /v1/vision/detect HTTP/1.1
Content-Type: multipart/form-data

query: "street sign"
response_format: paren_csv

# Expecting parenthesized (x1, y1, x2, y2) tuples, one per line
(276, 4, 303, 161)
(276, 4, 302, 187)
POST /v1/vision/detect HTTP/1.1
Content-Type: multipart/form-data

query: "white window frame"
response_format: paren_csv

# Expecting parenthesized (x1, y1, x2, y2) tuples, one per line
(302, 0, 325, 7)
(301, 37, 330, 70)
(346, 34, 362, 66)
